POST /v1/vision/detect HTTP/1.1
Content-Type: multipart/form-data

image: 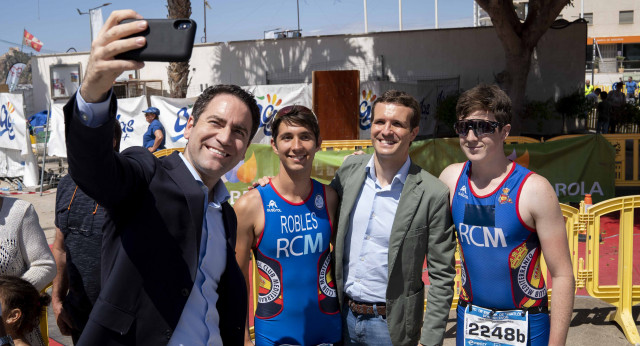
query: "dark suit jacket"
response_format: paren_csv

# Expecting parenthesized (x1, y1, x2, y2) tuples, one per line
(63, 95, 246, 345)
(331, 155, 456, 346)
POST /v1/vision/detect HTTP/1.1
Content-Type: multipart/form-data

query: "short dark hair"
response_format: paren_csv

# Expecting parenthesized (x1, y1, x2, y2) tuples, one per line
(600, 91, 608, 100)
(271, 106, 320, 146)
(0, 276, 51, 335)
(114, 121, 122, 153)
(372, 90, 421, 130)
(191, 85, 261, 142)
(594, 88, 601, 94)
(456, 84, 512, 125)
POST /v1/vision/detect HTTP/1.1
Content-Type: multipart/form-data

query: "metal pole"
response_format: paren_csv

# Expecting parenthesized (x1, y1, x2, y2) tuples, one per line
(591, 38, 596, 84)
(399, 0, 402, 31)
(204, 0, 207, 42)
(435, 0, 439, 29)
(297, 0, 301, 32)
(581, 0, 584, 19)
(39, 103, 50, 195)
(364, 0, 368, 33)
(473, 2, 478, 27)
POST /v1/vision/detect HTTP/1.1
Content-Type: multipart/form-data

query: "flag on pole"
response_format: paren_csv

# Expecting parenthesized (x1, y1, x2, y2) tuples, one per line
(89, 8, 105, 43)
(23, 29, 43, 52)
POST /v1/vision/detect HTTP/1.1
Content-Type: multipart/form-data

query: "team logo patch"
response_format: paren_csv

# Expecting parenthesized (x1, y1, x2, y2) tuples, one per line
(266, 200, 281, 212)
(317, 249, 339, 314)
(457, 185, 469, 199)
(314, 194, 324, 210)
(255, 252, 284, 318)
(515, 249, 547, 300)
(509, 243, 528, 269)
(499, 188, 513, 204)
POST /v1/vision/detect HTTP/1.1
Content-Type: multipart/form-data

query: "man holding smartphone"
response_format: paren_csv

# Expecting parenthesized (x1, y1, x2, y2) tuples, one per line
(63, 10, 257, 345)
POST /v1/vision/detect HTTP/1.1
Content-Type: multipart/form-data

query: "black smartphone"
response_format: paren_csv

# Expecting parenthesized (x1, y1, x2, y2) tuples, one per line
(115, 19, 197, 62)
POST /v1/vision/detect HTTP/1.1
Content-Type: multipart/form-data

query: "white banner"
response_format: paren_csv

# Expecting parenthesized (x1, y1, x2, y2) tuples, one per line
(358, 80, 459, 138)
(117, 96, 149, 151)
(247, 84, 311, 144)
(48, 102, 67, 158)
(151, 95, 197, 149)
(0, 93, 39, 185)
(0, 93, 28, 153)
(5, 63, 26, 92)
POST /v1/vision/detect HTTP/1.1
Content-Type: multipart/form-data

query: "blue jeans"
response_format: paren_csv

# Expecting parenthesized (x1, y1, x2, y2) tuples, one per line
(342, 301, 392, 346)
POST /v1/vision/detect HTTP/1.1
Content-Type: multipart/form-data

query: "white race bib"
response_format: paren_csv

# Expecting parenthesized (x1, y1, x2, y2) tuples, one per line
(463, 305, 528, 346)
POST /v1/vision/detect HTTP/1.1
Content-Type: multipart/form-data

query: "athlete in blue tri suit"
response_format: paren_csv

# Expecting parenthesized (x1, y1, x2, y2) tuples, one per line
(439, 84, 575, 346)
(234, 105, 341, 345)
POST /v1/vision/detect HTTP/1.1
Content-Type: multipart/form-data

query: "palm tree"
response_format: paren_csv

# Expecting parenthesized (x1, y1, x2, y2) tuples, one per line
(166, 0, 192, 98)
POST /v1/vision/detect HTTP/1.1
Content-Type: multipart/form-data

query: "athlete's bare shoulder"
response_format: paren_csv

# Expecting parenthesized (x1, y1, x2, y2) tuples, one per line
(439, 162, 466, 192)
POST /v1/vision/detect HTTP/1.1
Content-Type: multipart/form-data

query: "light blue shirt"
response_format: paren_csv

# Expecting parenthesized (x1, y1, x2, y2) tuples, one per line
(343, 155, 411, 303)
(75, 90, 228, 345)
(169, 154, 228, 346)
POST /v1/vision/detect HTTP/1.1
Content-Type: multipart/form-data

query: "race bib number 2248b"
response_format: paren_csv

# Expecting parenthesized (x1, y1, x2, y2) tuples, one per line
(463, 305, 528, 346)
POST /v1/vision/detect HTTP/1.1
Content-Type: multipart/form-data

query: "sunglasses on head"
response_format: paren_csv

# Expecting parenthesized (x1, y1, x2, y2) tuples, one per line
(454, 119, 504, 137)
(276, 105, 314, 118)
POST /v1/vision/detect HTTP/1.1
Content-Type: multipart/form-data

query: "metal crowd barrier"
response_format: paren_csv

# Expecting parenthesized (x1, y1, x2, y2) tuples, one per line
(579, 196, 640, 344)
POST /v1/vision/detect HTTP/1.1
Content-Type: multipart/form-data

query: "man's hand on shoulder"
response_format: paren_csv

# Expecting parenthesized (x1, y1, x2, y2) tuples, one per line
(81, 9, 146, 103)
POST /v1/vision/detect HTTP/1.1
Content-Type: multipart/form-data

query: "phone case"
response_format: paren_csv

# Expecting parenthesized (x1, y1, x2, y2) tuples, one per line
(115, 19, 197, 62)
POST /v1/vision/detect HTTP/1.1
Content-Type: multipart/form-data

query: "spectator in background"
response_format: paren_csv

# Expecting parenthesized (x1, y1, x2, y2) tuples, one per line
(586, 87, 600, 105)
(0, 196, 56, 346)
(585, 79, 594, 96)
(51, 122, 122, 343)
(597, 91, 612, 134)
(610, 87, 626, 133)
(0, 276, 51, 346)
(142, 107, 166, 153)
(625, 76, 638, 104)
(613, 77, 623, 91)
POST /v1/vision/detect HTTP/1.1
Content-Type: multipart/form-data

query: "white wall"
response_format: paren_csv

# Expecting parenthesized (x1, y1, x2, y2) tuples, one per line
(561, 0, 640, 38)
(30, 24, 586, 112)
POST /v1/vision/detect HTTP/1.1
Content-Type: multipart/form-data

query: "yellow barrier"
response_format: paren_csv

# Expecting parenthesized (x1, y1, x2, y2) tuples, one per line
(505, 136, 541, 144)
(152, 147, 184, 158)
(40, 283, 52, 346)
(321, 140, 372, 151)
(579, 196, 640, 344)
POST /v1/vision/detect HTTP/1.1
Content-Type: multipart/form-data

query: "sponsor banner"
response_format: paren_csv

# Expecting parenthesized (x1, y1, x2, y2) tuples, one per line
(358, 79, 458, 139)
(224, 135, 614, 205)
(151, 95, 197, 149)
(249, 84, 310, 144)
(0, 93, 28, 153)
(117, 96, 149, 151)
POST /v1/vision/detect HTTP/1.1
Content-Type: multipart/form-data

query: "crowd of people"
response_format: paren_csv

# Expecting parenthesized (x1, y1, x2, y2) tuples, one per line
(585, 76, 639, 134)
(0, 9, 581, 346)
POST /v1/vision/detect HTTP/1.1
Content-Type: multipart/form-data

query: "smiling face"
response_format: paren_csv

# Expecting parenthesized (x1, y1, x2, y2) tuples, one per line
(370, 102, 418, 163)
(272, 120, 320, 175)
(458, 110, 510, 163)
(183, 93, 253, 188)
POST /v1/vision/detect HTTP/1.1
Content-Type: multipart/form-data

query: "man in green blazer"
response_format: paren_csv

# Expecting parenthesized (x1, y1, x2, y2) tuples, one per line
(330, 90, 456, 346)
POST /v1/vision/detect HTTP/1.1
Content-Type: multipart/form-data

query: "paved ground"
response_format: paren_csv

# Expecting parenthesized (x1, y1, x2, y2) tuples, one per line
(11, 190, 640, 345)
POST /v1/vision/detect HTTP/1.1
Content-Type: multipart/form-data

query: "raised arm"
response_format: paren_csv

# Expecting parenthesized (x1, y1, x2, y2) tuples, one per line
(233, 190, 264, 346)
(64, 10, 155, 208)
(520, 174, 575, 346)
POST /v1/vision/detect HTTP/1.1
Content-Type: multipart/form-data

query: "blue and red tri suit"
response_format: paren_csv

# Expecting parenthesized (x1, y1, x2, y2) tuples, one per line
(451, 161, 550, 345)
(253, 179, 341, 346)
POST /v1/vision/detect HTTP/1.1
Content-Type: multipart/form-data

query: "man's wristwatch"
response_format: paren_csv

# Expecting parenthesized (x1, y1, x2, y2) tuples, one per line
(0, 335, 13, 346)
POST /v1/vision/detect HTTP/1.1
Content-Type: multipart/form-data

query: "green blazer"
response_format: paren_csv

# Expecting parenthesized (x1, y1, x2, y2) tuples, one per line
(331, 154, 456, 346)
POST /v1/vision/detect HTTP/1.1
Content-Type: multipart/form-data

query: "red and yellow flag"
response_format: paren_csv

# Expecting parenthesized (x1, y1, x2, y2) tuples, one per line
(23, 29, 43, 52)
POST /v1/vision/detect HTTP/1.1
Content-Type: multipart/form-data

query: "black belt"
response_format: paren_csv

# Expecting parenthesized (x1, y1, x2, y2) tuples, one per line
(458, 300, 548, 315)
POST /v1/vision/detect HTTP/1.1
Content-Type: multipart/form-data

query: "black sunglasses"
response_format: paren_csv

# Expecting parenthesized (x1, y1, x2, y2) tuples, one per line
(454, 119, 504, 137)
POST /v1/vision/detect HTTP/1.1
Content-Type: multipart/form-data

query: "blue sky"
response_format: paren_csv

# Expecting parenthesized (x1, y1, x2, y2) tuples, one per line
(1, 0, 476, 55)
